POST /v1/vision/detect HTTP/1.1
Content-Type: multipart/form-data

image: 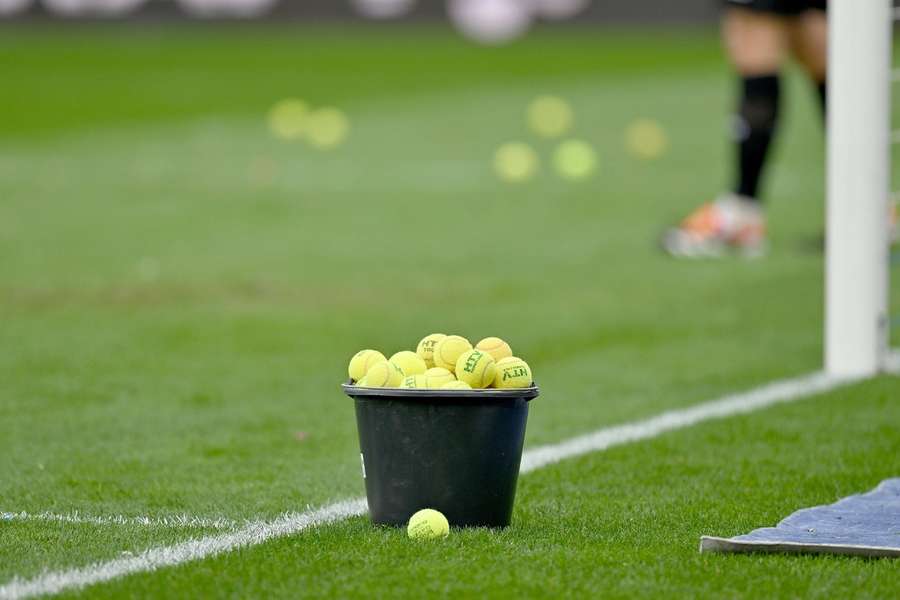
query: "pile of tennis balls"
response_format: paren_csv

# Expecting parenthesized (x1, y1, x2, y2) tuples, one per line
(347, 334, 533, 390)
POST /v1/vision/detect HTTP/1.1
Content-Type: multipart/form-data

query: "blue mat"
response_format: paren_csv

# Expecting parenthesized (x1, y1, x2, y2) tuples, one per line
(701, 478, 900, 558)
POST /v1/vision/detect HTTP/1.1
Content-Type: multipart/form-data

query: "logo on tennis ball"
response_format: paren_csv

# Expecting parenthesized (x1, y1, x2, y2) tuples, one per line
(462, 350, 484, 374)
(503, 366, 528, 381)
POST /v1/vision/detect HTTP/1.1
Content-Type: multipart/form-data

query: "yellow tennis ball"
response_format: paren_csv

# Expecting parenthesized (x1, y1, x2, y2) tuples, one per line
(455, 349, 497, 389)
(424, 367, 455, 388)
(390, 351, 427, 376)
(625, 118, 669, 160)
(441, 380, 472, 390)
(365, 361, 404, 388)
(493, 357, 532, 389)
(416, 333, 446, 368)
(553, 139, 597, 181)
(475, 337, 513, 363)
(400, 374, 428, 389)
(356, 376, 369, 387)
(493, 142, 539, 183)
(348, 349, 387, 382)
(407, 508, 449, 540)
(527, 95, 573, 138)
(432, 335, 472, 373)
(267, 98, 309, 141)
(306, 106, 350, 150)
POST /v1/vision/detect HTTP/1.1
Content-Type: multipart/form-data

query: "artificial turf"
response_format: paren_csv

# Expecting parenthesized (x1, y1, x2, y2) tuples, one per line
(1, 24, 898, 598)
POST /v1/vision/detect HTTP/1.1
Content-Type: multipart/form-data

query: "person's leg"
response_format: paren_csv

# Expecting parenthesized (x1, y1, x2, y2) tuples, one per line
(787, 8, 828, 114)
(661, 4, 790, 258)
(722, 7, 789, 202)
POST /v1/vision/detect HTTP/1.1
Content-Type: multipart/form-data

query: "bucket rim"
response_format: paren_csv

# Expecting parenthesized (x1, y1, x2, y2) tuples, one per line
(342, 381, 539, 401)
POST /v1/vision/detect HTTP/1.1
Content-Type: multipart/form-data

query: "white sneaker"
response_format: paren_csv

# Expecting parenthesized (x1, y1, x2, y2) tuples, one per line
(661, 194, 767, 259)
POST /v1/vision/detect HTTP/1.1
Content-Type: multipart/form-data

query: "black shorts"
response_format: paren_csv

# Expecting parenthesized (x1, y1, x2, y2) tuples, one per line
(723, 0, 826, 15)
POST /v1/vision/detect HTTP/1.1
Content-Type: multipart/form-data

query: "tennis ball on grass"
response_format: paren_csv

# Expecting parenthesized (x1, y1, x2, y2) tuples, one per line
(553, 139, 597, 181)
(407, 508, 449, 540)
(493, 142, 539, 183)
(527, 95, 573, 139)
(441, 380, 472, 390)
(475, 337, 513, 363)
(416, 333, 446, 368)
(390, 351, 427, 376)
(400, 374, 428, 389)
(625, 118, 669, 160)
(493, 357, 532, 389)
(306, 107, 350, 150)
(365, 361, 404, 388)
(433, 335, 472, 372)
(424, 367, 455, 388)
(267, 98, 309, 141)
(348, 349, 387, 382)
(455, 349, 497, 389)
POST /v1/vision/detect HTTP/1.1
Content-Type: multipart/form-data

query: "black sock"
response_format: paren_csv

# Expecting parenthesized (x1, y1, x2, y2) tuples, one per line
(733, 74, 781, 201)
(816, 80, 827, 117)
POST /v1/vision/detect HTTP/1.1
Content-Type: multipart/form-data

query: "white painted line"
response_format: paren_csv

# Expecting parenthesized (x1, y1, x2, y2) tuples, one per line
(0, 499, 368, 600)
(520, 370, 852, 473)
(0, 511, 238, 531)
(4, 352, 898, 600)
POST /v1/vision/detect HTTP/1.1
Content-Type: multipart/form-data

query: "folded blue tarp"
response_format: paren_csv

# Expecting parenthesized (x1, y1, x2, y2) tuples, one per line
(701, 478, 900, 558)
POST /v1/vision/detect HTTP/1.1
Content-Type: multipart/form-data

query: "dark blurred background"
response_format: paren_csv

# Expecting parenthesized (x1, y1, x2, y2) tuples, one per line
(1, 0, 719, 24)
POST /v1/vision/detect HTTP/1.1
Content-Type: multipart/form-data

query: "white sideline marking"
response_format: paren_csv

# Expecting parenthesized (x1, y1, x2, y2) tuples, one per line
(0, 499, 368, 600)
(0, 511, 238, 531)
(519, 371, 851, 473)
(3, 353, 899, 600)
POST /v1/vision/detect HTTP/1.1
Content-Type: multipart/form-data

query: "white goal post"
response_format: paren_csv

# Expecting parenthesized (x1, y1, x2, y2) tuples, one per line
(825, 0, 892, 377)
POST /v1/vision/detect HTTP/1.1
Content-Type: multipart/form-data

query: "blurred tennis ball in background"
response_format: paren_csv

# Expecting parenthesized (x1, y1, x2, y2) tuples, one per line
(493, 142, 539, 183)
(448, 0, 532, 46)
(475, 337, 513, 363)
(625, 118, 669, 160)
(390, 351, 427, 376)
(493, 357, 532, 389)
(455, 349, 497, 389)
(306, 107, 350, 149)
(267, 98, 309, 141)
(433, 335, 473, 372)
(527, 95, 573, 138)
(553, 139, 597, 181)
(424, 367, 455, 388)
(348, 349, 387, 382)
(416, 333, 447, 368)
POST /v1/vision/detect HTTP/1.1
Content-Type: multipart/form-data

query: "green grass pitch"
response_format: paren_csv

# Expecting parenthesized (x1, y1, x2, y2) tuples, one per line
(1, 24, 899, 598)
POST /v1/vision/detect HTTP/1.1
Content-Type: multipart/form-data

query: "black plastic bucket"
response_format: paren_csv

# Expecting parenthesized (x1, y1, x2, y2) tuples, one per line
(342, 383, 539, 528)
